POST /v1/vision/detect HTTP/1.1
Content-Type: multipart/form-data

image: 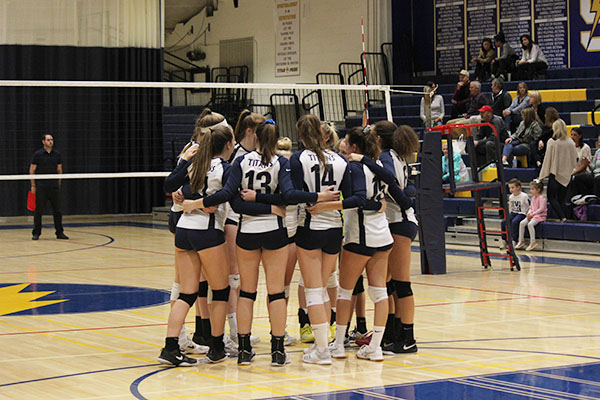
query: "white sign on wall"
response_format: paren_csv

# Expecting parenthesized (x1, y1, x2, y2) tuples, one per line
(275, 0, 300, 77)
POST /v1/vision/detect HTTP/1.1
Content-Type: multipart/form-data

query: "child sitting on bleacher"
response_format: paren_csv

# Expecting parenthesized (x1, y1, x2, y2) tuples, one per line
(516, 179, 547, 251)
(500, 178, 529, 250)
(442, 141, 469, 183)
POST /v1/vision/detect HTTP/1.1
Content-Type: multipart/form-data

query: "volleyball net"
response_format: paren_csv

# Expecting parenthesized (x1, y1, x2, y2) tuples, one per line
(0, 80, 428, 218)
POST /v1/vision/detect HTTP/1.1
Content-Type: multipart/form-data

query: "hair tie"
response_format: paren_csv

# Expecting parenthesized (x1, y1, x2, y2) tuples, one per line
(206, 119, 229, 130)
(362, 125, 371, 135)
(265, 118, 276, 126)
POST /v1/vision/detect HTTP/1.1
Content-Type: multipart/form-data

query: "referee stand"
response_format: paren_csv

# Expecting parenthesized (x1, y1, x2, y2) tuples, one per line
(424, 122, 520, 272)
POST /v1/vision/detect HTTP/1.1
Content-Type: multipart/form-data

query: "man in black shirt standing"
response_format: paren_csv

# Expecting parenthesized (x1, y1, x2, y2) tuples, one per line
(30, 134, 68, 240)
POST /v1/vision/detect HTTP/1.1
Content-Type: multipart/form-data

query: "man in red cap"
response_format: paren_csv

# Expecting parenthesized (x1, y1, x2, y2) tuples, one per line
(474, 105, 508, 166)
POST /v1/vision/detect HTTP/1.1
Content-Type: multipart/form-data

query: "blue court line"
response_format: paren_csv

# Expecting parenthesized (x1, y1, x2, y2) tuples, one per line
(0, 230, 115, 259)
(1, 221, 597, 270)
(259, 360, 600, 400)
(130, 369, 170, 400)
(0, 363, 159, 388)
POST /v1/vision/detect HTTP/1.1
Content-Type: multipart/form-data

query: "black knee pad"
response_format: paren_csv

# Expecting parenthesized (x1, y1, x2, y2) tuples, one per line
(198, 281, 209, 298)
(239, 290, 257, 301)
(352, 275, 365, 295)
(394, 281, 413, 299)
(268, 291, 286, 303)
(212, 286, 230, 302)
(178, 292, 198, 307)
(386, 280, 396, 296)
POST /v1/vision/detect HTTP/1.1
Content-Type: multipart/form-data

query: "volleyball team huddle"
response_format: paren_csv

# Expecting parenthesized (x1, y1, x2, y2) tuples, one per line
(158, 108, 420, 367)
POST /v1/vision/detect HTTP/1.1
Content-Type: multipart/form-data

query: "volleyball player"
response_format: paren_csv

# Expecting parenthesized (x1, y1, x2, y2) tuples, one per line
(290, 115, 364, 364)
(371, 123, 420, 354)
(309, 126, 412, 361)
(158, 125, 232, 365)
(165, 109, 227, 355)
(182, 119, 338, 366)
(222, 110, 265, 351)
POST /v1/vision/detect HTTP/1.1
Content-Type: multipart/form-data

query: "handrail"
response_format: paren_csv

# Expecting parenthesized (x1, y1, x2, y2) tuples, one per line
(593, 102, 600, 126)
(164, 50, 203, 70)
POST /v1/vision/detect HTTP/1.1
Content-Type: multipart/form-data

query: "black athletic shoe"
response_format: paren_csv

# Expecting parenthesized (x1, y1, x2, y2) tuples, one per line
(32, 234, 40, 240)
(383, 340, 418, 355)
(271, 350, 291, 366)
(56, 233, 69, 240)
(157, 347, 199, 367)
(207, 346, 227, 363)
(207, 336, 227, 363)
(237, 349, 255, 365)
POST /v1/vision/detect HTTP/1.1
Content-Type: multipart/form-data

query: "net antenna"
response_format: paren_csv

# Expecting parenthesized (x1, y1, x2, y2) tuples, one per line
(361, 16, 370, 126)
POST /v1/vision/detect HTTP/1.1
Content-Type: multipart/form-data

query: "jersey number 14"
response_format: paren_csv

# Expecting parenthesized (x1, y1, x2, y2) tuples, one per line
(311, 164, 336, 191)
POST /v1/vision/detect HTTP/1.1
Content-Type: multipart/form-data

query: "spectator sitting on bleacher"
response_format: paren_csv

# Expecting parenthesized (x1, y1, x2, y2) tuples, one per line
(474, 105, 507, 166)
(502, 82, 529, 133)
(420, 81, 445, 128)
(515, 179, 546, 251)
(472, 38, 495, 82)
(571, 127, 592, 175)
(464, 81, 489, 117)
(539, 119, 578, 222)
(450, 70, 471, 119)
(500, 178, 529, 250)
(491, 78, 512, 120)
(514, 90, 545, 129)
(570, 134, 600, 200)
(442, 140, 469, 184)
(515, 34, 548, 81)
(530, 107, 560, 168)
(491, 32, 517, 81)
(502, 107, 542, 166)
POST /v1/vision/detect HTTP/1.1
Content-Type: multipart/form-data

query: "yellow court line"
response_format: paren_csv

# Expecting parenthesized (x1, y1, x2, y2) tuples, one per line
(38, 317, 162, 348)
(0, 319, 152, 364)
(154, 388, 256, 400)
(417, 367, 466, 377)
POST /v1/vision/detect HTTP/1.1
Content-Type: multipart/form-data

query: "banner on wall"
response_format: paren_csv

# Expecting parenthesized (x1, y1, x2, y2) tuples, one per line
(274, 0, 300, 77)
(570, 0, 600, 67)
(466, 0, 498, 67)
(435, 0, 574, 73)
(435, 0, 466, 76)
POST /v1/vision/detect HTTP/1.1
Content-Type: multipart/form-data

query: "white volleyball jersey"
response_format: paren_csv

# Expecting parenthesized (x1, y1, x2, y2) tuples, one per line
(344, 163, 393, 248)
(237, 152, 286, 234)
(294, 149, 348, 230)
(381, 149, 418, 225)
(177, 158, 227, 231)
(286, 205, 299, 238)
(226, 143, 252, 223)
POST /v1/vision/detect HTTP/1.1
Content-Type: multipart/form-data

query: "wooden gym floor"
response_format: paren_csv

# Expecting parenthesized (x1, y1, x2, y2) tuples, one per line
(1, 216, 599, 399)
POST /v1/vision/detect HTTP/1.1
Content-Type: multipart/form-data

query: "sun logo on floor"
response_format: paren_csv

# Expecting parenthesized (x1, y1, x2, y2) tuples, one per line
(581, 0, 600, 51)
(0, 282, 170, 316)
(0, 283, 67, 316)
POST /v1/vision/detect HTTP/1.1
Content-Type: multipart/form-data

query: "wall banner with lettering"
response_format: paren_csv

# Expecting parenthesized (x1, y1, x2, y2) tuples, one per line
(466, 0, 498, 66)
(435, 0, 466, 76)
(570, 0, 600, 68)
(498, 0, 532, 57)
(274, 0, 300, 77)
(534, 0, 568, 69)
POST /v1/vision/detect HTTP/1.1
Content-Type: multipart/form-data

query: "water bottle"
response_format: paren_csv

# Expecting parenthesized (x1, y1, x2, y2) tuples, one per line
(512, 159, 517, 168)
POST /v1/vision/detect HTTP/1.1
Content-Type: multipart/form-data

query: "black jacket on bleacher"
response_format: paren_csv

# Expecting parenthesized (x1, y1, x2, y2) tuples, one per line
(491, 90, 512, 117)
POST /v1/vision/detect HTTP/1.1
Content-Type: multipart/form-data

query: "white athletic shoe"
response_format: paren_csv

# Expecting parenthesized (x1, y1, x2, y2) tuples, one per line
(180, 336, 209, 355)
(303, 343, 316, 354)
(328, 340, 346, 359)
(302, 347, 332, 365)
(223, 334, 238, 357)
(250, 335, 261, 345)
(498, 240, 507, 251)
(283, 331, 298, 346)
(356, 345, 384, 362)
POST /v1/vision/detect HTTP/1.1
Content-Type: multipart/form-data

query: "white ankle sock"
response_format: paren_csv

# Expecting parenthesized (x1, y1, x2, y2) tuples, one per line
(227, 313, 237, 337)
(312, 322, 329, 352)
(368, 326, 385, 351)
(335, 324, 347, 347)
